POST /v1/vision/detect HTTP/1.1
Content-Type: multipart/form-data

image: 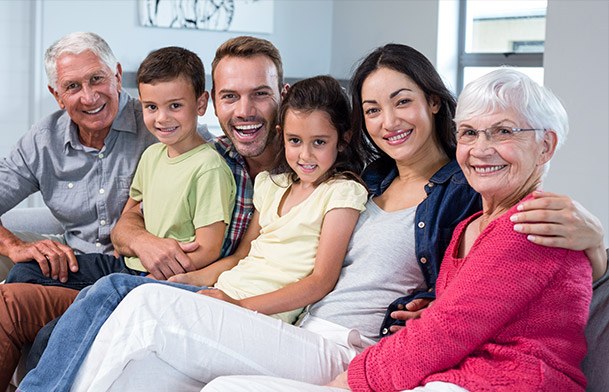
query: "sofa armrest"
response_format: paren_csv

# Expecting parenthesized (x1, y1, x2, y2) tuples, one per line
(1, 207, 63, 235)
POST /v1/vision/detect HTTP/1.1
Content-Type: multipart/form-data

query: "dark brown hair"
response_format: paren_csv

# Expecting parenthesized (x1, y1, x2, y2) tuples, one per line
(211, 36, 283, 93)
(272, 75, 370, 186)
(137, 46, 205, 98)
(350, 44, 457, 164)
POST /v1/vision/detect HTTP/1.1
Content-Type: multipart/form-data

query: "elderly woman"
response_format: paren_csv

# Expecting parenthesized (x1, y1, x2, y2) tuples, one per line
(203, 69, 593, 392)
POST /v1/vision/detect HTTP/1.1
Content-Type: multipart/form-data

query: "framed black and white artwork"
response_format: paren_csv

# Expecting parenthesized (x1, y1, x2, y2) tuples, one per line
(140, 0, 274, 33)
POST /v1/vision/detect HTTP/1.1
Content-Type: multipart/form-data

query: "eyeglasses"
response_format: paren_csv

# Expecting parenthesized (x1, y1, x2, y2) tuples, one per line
(455, 126, 546, 145)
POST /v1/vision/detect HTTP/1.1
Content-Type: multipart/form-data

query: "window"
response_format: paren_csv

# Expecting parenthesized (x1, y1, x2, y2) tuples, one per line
(457, 0, 547, 91)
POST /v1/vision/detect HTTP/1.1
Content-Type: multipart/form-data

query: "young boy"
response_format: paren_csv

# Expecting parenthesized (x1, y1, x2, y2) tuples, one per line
(7, 46, 236, 288)
(121, 46, 236, 275)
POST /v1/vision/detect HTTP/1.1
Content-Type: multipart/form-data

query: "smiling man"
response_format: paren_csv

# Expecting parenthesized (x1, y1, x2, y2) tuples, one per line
(0, 32, 156, 283)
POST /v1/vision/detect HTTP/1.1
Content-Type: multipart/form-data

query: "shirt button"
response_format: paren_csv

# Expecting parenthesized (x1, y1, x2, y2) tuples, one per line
(100, 220, 106, 226)
(99, 188, 105, 194)
(67, 183, 74, 189)
(418, 221, 425, 228)
(428, 182, 434, 188)
(420, 257, 428, 264)
(95, 242, 101, 248)
(98, 153, 104, 159)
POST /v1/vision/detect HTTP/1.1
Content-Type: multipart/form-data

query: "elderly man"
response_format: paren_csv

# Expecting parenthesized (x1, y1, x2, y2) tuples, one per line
(0, 31, 157, 390)
(0, 32, 156, 283)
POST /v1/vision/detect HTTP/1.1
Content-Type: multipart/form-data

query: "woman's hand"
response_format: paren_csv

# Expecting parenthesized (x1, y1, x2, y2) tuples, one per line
(326, 371, 350, 389)
(510, 190, 607, 280)
(389, 298, 434, 333)
(197, 288, 241, 307)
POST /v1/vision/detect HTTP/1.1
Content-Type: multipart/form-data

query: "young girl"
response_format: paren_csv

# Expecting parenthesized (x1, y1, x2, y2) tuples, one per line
(18, 75, 370, 391)
(171, 74, 370, 323)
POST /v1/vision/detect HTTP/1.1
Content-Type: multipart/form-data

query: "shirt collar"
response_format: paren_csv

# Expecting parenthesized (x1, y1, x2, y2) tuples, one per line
(429, 159, 461, 185)
(64, 90, 135, 151)
(213, 135, 248, 166)
(364, 158, 462, 196)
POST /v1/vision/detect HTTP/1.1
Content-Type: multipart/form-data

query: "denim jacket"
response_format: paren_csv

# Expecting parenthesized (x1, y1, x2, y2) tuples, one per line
(362, 159, 482, 337)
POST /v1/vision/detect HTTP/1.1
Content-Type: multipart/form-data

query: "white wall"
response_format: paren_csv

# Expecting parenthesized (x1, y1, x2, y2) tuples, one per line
(330, 0, 439, 79)
(0, 1, 33, 158)
(543, 0, 609, 246)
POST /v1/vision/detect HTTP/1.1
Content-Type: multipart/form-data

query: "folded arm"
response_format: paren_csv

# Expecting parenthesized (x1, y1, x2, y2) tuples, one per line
(110, 199, 198, 280)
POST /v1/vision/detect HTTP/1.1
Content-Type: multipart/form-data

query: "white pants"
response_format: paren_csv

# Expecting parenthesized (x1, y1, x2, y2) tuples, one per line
(0, 232, 65, 282)
(71, 284, 360, 392)
(202, 376, 469, 392)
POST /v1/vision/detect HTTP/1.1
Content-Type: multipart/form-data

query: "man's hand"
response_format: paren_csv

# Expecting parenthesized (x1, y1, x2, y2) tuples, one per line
(326, 371, 350, 389)
(511, 190, 603, 250)
(133, 237, 199, 280)
(389, 298, 433, 334)
(511, 190, 607, 279)
(9, 239, 78, 283)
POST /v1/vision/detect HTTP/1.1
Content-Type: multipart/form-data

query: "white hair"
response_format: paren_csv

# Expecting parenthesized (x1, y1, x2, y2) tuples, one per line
(454, 68, 568, 151)
(44, 32, 118, 89)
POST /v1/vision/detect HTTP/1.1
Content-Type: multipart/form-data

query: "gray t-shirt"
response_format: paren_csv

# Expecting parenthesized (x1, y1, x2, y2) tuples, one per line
(307, 198, 426, 341)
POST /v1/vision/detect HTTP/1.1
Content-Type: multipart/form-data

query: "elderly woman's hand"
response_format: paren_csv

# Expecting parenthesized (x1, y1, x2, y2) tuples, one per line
(510, 190, 607, 280)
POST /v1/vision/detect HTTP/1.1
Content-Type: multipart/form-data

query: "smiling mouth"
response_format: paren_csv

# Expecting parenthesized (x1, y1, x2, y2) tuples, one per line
(234, 123, 263, 138)
(385, 130, 412, 143)
(474, 165, 507, 174)
(157, 126, 178, 133)
(299, 163, 317, 171)
(84, 104, 105, 115)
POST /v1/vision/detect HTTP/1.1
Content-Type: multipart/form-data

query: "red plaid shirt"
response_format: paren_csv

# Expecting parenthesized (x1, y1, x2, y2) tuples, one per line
(212, 136, 254, 257)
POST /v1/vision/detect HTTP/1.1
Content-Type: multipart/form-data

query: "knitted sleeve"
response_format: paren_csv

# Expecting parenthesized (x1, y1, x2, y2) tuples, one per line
(347, 204, 590, 391)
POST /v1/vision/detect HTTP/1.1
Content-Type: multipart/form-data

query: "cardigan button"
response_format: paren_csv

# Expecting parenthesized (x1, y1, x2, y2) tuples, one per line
(382, 328, 389, 335)
(417, 221, 425, 228)
(420, 257, 428, 264)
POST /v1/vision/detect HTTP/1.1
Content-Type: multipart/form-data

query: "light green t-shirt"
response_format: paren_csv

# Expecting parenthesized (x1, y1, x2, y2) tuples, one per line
(215, 171, 367, 323)
(125, 142, 236, 271)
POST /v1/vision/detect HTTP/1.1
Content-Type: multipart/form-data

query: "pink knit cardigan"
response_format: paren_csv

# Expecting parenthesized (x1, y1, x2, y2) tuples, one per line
(348, 196, 592, 391)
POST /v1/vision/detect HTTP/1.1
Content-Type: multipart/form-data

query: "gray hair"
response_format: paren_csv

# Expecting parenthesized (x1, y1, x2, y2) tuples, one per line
(454, 68, 568, 151)
(44, 32, 118, 89)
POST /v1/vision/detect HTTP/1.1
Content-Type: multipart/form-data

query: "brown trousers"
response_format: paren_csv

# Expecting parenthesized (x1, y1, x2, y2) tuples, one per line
(0, 283, 77, 390)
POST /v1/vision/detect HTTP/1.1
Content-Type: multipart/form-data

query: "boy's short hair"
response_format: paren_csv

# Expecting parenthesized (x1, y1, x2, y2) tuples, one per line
(211, 36, 283, 92)
(137, 46, 206, 98)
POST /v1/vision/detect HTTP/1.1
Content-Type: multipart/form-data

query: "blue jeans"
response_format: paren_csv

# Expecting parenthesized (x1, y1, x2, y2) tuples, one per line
(6, 253, 141, 290)
(17, 273, 203, 392)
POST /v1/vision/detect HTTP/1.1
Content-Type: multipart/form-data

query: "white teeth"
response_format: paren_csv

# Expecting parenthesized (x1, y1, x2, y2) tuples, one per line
(159, 127, 177, 132)
(386, 131, 412, 142)
(474, 165, 506, 173)
(300, 164, 316, 170)
(85, 105, 104, 114)
(235, 124, 261, 131)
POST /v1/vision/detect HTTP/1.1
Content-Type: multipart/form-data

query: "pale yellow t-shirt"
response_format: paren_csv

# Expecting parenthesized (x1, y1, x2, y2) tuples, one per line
(215, 171, 367, 323)
(125, 143, 236, 271)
